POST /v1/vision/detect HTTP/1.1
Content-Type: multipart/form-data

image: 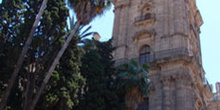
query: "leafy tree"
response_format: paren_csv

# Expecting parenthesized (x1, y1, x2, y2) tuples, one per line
(36, 37, 86, 110)
(31, 1, 112, 109)
(0, 0, 50, 108)
(0, 0, 85, 109)
(76, 39, 124, 110)
(0, 0, 24, 102)
(96, 40, 125, 110)
(79, 46, 106, 110)
(115, 60, 151, 110)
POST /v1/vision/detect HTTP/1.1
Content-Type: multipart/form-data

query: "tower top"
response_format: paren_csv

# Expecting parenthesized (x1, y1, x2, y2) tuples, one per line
(216, 82, 220, 93)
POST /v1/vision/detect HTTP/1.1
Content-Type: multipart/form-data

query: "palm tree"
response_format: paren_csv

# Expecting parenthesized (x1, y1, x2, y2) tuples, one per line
(0, 0, 49, 109)
(29, 1, 111, 110)
(115, 60, 151, 110)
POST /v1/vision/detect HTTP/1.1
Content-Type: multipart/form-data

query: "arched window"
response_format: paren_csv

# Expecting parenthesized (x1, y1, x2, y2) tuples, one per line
(139, 45, 151, 64)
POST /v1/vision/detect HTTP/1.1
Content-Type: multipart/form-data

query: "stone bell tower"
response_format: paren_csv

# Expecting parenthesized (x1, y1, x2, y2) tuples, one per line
(112, 0, 212, 110)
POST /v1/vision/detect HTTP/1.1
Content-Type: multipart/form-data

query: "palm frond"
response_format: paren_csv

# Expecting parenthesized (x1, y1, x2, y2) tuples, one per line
(81, 26, 92, 35)
(115, 60, 151, 96)
(81, 32, 94, 39)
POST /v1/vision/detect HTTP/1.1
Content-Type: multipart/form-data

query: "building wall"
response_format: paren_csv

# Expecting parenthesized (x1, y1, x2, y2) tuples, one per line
(208, 83, 220, 110)
(112, 0, 213, 110)
(112, 0, 204, 64)
(208, 102, 220, 110)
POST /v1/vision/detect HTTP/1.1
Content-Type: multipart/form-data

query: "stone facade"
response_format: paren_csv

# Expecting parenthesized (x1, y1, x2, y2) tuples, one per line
(208, 83, 220, 110)
(111, 0, 215, 109)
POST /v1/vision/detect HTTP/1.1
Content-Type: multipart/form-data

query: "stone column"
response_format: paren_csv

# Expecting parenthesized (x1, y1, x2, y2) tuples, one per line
(148, 71, 162, 110)
(153, 82, 163, 110)
(162, 78, 171, 110)
(175, 75, 194, 110)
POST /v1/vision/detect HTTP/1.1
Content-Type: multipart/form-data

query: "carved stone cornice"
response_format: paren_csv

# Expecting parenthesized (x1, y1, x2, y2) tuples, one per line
(133, 29, 156, 43)
(174, 73, 192, 82)
(112, 0, 116, 5)
(114, 3, 131, 11)
(160, 75, 173, 83)
(161, 74, 191, 81)
(151, 54, 193, 67)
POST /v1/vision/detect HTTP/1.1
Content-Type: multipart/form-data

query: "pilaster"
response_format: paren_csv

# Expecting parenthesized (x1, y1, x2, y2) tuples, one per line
(161, 77, 172, 110)
(175, 74, 194, 110)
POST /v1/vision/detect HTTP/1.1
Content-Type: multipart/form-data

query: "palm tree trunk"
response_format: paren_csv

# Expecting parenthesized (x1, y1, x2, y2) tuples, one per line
(29, 21, 81, 110)
(24, 70, 36, 110)
(125, 87, 143, 110)
(0, 0, 49, 110)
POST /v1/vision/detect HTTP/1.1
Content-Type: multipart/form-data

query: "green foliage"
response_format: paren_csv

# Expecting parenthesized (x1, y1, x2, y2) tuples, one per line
(67, 0, 112, 25)
(115, 60, 151, 96)
(0, 0, 85, 109)
(76, 39, 125, 110)
(0, 0, 26, 109)
(115, 60, 151, 110)
(38, 38, 86, 110)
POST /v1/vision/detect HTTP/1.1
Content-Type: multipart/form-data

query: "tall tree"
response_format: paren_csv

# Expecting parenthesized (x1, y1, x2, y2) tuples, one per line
(76, 39, 124, 110)
(0, 0, 86, 109)
(30, 0, 112, 110)
(35, 36, 86, 110)
(115, 60, 151, 110)
(0, 0, 49, 109)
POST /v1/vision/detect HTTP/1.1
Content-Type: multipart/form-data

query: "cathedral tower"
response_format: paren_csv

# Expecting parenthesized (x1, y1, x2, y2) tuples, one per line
(112, 0, 212, 109)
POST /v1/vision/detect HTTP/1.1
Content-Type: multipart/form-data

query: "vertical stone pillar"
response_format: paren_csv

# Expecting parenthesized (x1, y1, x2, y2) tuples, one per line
(148, 71, 162, 110)
(112, 5, 120, 47)
(175, 75, 194, 110)
(153, 82, 163, 110)
(162, 78, 171, 110)
(173, 0, 188, 35)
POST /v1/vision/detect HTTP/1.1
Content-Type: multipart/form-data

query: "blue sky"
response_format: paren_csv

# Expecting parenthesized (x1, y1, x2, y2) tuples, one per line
(197, 0, 220, 92)
(0, 0, 219, 92)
